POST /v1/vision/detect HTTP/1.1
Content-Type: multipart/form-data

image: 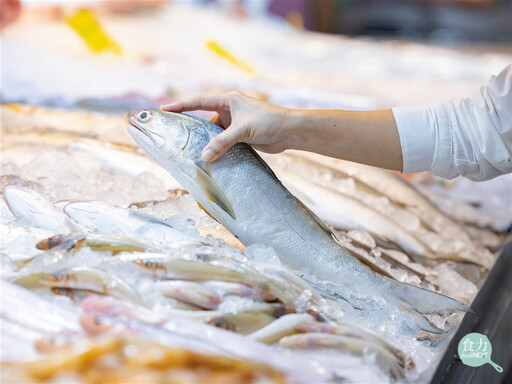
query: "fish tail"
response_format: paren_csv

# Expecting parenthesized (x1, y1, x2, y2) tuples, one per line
(389, 280, 474, 333)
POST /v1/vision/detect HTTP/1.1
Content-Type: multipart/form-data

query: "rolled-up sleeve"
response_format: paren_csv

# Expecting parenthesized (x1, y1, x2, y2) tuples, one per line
(392, 64, 512, 181)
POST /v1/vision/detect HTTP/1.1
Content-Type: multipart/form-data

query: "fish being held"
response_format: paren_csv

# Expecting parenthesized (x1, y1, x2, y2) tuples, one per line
(127, 109, 471, 333)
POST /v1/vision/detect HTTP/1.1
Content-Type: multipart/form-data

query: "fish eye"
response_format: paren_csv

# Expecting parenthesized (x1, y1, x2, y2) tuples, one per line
(137, 111, 152, 123)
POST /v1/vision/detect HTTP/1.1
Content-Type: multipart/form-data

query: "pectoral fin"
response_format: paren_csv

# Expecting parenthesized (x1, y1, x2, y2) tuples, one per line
(197, 201, 220, 223)
(195, 165, 236, 220)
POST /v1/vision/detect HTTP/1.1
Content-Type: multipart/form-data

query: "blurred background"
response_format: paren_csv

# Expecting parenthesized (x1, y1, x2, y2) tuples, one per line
(1, 4, 511, 383)
(1, 0, 510, 113)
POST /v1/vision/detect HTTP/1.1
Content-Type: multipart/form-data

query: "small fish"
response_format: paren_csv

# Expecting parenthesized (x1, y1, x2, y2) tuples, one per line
(17, 236, 86, 272)
(158, 280, 222, 310)
(51, 287, 92, 302)
(248, 313, 314, 344)
(135, 257, 296, 310)
(279, 332, 409, 380)
(127, 109, 471, 333)
(63, 200, 173, 232)
(295, 321, 414, 370)
(276, 170, 432, 259)
(201, 280, 277, 302)
(3, 185, 77, 232)
(39, 266, 147, 307)
(1, 282, 81, 334)
(286, 151, 494, 268)
(36, 233, 156, 254)
(63, 200, 206, 248)
(206, 313, 276, 334)
(80, 295, 332, 383)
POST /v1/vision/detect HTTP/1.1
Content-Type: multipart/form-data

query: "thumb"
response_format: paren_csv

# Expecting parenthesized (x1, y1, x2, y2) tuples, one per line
(201, 127, 240, 162)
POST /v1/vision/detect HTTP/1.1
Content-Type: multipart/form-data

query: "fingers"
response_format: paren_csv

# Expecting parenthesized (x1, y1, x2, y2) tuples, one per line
(201, 129, 240, 162)
(209, 114, 224, 128)
(161, 94, 226, 113)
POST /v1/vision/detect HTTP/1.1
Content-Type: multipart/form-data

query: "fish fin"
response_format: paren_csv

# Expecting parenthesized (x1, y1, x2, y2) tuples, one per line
(196, 201, 220, 223)
(390, 281, 474, 333)
(246, 146, 281, 182)
(395, 282, 473, 314)
(291, 194, 337, 240)
(195, 164, 236, 220)
(398, 304, 446, 334)
(331, 235, 396, 279)
(282, 179, 314, 205)
(129, 210, 174, 228)
(347, 249, 396, 280)
(279, 177, 336, 240)
(302, 277, 363, 310)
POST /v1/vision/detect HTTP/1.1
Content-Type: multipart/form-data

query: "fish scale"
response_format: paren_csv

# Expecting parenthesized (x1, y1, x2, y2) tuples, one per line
(127, 109, 472, 333)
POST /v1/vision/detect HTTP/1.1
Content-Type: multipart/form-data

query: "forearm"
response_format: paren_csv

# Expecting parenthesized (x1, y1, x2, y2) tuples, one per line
(284, 109, 403, 171)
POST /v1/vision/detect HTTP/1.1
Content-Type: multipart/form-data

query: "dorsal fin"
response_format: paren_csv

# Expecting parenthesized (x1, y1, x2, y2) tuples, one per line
(292, 195, 338, 240)
(246, 145, 281, 182)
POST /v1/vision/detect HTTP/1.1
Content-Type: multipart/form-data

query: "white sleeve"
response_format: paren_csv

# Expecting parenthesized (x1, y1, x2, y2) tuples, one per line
(392, 64, 512, 181)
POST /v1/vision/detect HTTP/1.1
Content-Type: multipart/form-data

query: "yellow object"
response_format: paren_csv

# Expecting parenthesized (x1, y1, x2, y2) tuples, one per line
(66, 9, 122, 55)
(286, 11, 304, 30)
(4, 103, 23, 112)
(206, 40, 254, 74)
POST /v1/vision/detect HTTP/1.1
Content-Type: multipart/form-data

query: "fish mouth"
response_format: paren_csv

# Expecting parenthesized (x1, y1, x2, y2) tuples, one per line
(128, 118, 153, 141)
(127, 113, 166, 148)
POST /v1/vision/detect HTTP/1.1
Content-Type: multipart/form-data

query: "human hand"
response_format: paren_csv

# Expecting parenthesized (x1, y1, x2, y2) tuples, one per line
(161, 92, 291, 162)
(0, 0, 21, 30)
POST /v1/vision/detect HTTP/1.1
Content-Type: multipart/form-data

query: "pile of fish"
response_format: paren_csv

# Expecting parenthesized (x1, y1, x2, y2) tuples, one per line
(0, 104, 506, 383)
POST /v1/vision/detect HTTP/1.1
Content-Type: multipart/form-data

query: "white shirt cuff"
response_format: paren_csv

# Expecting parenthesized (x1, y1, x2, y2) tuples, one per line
(392, 102, 452, 175)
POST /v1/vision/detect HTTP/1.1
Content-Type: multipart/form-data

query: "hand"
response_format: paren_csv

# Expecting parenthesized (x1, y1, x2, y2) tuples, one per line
(161, 92, 291, 162)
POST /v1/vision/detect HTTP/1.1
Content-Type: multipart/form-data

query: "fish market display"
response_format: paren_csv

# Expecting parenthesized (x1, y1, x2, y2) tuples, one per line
(127, 109, 471, 334)
(2, 332, 288, 384)
(2, 0, 511, 380)
(1, 104, 508, 383)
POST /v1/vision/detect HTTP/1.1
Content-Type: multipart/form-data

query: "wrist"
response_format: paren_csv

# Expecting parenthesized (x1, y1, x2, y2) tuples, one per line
(280, 108, 311, 151)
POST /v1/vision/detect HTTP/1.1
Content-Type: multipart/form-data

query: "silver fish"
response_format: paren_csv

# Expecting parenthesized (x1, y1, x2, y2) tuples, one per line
(80, 295, 332, 383)
(285, 151, 494, 267)
(36, 233, 157, 254)
(3, 185, 77, 232)
(39, 266, 147, 307)
(127, 109, 471, 333)
(63, 200, 206, 248)
(276, 169, 432, 259)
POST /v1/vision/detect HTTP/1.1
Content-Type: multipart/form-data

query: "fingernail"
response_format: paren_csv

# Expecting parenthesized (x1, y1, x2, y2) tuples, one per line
(202, 149, 215, 162)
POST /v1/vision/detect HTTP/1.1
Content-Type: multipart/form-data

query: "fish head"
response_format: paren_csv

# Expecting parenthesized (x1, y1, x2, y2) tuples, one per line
(128, 109, 235, 226)
(127, 109, 212, 172)
(135, 259, 164, 272)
